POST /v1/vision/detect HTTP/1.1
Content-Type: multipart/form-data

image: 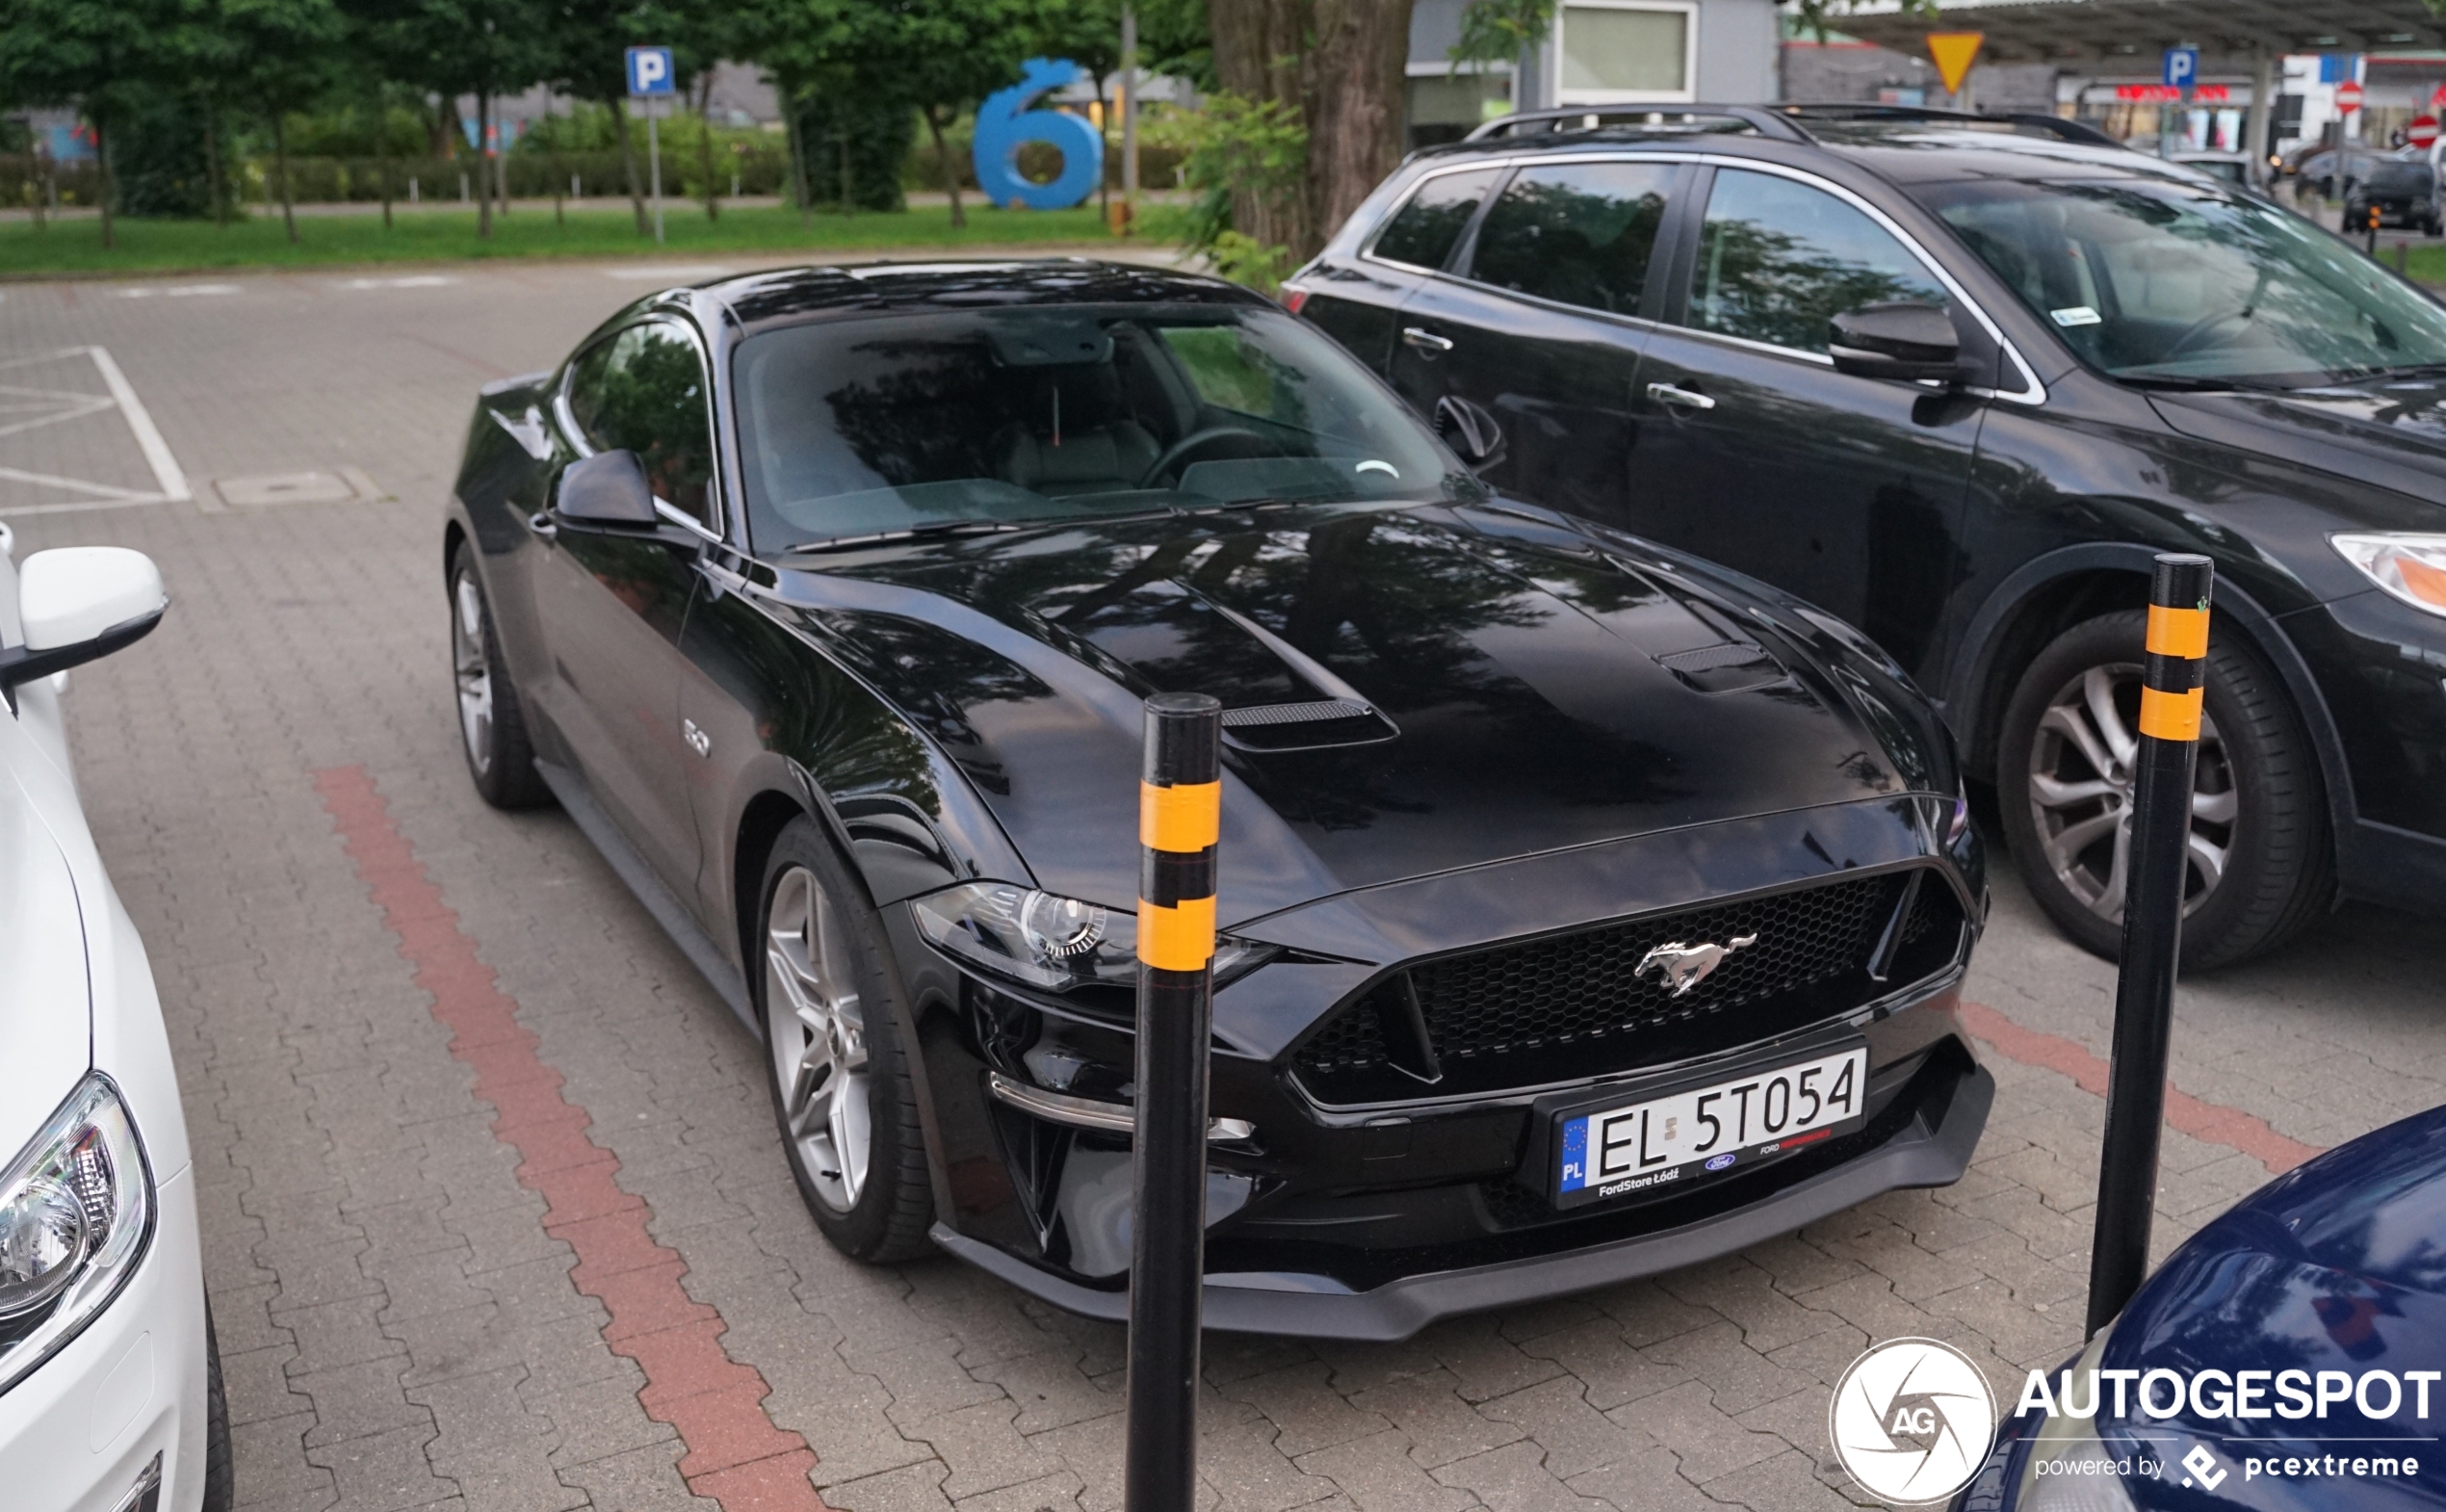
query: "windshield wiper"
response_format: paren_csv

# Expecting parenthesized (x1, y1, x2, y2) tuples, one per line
(2113, 373, 2286, 393)
(779, 519, 1028, 555)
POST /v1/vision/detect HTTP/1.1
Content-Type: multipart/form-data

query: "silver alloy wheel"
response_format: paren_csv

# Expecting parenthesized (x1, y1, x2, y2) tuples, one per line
(765, 865, 871, 1212)
(451, 573, 493, 776)
(2026, 662, 2238, 923)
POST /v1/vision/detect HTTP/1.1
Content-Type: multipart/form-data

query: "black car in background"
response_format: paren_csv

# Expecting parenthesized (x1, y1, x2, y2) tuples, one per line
(1288, 104, 2446, 967)
(2349, 158, 2444, 237)
(442, 262, 1991, 1338)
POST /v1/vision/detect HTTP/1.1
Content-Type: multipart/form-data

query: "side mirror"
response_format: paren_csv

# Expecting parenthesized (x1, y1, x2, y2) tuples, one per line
(1435, 394, 1507, 470)
(1, 547, 168, 691)
(557, 449, 660, 528)
(1829, 301, 1965, 383)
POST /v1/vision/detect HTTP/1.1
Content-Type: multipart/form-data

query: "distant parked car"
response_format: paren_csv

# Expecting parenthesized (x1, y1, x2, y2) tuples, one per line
(2348, 158, 2444, 235)
(1956, 1100, 2446, 1509)
(2168, 151, 2251, 187)
(0, 526, 223, 1512)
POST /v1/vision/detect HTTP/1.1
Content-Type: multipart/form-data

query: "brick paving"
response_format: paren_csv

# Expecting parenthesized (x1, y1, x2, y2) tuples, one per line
(5, 257, 2443, 1512)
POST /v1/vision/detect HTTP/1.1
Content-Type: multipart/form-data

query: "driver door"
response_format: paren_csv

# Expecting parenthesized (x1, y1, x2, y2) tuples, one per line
(1628, 166, 1987, 676)
(534, 320, 716, 892)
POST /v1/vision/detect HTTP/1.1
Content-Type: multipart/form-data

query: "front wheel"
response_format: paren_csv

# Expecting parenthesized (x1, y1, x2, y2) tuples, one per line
(756, 818, 934, 1262)
(1997, 610, 2330, 969)
(447, 542, 549, 809)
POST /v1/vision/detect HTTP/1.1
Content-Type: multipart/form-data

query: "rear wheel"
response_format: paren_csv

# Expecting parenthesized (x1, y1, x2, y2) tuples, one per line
(756, 818, 933, 1261)
(1998, 610, 2330, 969)
(447, 542, 549, 809)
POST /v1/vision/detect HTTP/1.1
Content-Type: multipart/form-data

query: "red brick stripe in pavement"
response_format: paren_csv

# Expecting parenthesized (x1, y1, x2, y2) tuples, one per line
(315, 765, 828, 1512)
(1960, 1000, 2326, 1176)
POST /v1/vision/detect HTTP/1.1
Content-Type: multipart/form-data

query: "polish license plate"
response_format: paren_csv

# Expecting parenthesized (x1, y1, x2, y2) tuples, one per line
(1551, 1044, 1868, 1209)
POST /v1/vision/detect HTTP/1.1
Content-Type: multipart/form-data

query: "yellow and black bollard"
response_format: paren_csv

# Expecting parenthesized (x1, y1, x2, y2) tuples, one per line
(1126, 691, 1221, 1512)
(2084, 553, 2214, 1337)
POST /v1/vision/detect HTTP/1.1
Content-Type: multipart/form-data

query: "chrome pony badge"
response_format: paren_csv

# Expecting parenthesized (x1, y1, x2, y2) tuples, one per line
(1635, 934, 1758, 997)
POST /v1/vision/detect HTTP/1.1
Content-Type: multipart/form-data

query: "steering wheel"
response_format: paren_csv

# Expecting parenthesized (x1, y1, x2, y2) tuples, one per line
(1140, 426, 1271, 487)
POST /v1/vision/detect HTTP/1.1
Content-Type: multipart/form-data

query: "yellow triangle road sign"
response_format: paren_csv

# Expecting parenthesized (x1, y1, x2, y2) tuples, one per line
(1928, 32, 1984, 95)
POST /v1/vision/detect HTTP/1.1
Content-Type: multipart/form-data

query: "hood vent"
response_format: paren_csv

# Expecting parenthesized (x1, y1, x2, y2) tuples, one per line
(1221, 697, 1400, 753)
(1656, 640, 1786, 694)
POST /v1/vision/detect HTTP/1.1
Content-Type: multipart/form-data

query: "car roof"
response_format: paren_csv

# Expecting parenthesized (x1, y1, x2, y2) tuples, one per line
(692, 258, 1267, 336)
(1411, 107, 2197, 189)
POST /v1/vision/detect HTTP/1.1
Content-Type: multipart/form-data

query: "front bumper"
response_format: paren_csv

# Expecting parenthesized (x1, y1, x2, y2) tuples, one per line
(0, 1165, 207, 1512)
(934, 1056, 1991, 1342)
(2281, 587, 2446, 913)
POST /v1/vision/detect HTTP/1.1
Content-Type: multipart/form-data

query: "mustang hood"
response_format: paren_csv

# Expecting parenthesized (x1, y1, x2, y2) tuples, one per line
(777, 502, 1935, 923)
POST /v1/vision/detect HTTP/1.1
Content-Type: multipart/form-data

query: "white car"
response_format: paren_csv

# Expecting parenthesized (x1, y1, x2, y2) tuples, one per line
(0, 523, 221, 1512)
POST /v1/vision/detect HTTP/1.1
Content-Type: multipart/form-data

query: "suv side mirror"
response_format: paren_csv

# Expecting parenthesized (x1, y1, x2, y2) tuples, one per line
(1435, 394, 1507, 470)
(0, 547, 168, 691)
(1829, 302, 1965, 383)
(558, 449, 660, 528)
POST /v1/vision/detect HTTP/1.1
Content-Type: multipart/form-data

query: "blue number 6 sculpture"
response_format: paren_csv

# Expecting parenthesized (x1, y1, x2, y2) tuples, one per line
(973, 58, 1106, 211)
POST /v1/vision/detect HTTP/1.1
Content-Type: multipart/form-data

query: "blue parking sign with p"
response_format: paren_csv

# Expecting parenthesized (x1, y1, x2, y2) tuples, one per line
(2163, 47, 2199, 91)
(626, 46, 674, 98)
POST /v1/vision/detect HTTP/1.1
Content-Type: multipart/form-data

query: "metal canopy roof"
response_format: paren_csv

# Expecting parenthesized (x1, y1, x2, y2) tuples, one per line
(1829, 0, 2446, 71)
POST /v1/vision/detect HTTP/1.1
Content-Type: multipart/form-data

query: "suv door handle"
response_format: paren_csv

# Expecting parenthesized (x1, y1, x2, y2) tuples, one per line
(1402, 326, 1455, 354)
(1646, 382, 1716, 410)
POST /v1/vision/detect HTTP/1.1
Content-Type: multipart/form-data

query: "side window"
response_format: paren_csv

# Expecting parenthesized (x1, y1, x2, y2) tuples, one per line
(1686, 169, 1951, 353)
(1370, 168, 1503, 271)
(1465, 161, 1676, 317)
(564, 322, 716, 524)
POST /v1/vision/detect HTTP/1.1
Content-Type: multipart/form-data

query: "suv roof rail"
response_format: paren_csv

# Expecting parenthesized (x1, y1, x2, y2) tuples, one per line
(1776, 103, 2126, 148)
(1466, 105, 1814, 144)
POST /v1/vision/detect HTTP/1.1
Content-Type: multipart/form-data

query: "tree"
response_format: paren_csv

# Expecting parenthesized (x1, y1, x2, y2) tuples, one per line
(0, 0, 170, 248)
(354, 0, 548, 238)
(1207, 0, 1408, 260)
(220, 0, 348, 242)
(896, 0, 1043, 228)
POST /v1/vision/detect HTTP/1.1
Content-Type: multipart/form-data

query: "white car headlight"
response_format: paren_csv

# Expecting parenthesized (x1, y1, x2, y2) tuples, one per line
(911, 882, 1268, 995)
(2332, 534, 2446, 618)
(0, 1074, 153, 1395)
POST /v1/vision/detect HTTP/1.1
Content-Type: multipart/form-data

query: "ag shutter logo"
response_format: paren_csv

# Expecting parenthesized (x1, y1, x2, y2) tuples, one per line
(1830, 1339, 1997, 1504)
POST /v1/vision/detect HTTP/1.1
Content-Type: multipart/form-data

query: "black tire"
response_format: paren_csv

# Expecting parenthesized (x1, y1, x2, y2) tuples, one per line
(1998, 610, 2330, 970)
(754, 817, 934, 1262)
(447, 541, 550, 810)
(200, 1306, 234, 1512)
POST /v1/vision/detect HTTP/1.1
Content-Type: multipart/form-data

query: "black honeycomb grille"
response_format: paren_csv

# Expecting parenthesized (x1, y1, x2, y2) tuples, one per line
(1293, 870, 1963, 1104)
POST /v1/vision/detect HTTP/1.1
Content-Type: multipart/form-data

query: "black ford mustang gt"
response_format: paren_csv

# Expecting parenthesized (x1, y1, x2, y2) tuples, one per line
(441, 260, 1992, 1341)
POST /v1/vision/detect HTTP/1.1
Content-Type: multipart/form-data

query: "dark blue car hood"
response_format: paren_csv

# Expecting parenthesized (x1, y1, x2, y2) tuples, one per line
(2059, 1105, 2446, 1507)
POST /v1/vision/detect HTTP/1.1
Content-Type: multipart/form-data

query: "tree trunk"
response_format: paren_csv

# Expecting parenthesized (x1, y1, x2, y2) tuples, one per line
(1300, 0, 1414, 249)
(205, 102, 228, 227)
(1208, 0, 1314, 256)
(783, 87, 808, 222)
(476, 92, 493, 239)
(696, 72, 718, 221)
(613, 96, 648, 235)
(924, 105, 964, 227)
(94, 114, 115, 249)
(30, 146, 46, 232)
(1095, 80, 1110, 222)
(274, 112, 299, 243)
(373, 94, 392, 230)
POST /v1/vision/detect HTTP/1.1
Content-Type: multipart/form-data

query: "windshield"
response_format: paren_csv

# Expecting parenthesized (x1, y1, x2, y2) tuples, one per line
(1914, 176, 2446, 385)
(730, 303, 1469, 550)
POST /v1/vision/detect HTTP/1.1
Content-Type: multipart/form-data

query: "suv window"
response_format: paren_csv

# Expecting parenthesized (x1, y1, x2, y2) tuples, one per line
(1467, 161, 1675, 317)
(1372, 168, 1504, 270)
(1686, 168, 1949, 353)
(564, 321, 716, 525)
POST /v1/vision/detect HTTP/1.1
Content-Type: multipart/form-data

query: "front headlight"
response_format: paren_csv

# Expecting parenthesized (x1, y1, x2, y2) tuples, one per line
(0, 1074, 154, 1395)
(2332, 534, 2446, 617)
(910, 882, 1269, 995)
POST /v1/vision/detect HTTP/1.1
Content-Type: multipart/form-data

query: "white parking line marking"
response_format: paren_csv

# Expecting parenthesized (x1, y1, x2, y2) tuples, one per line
(114, 284, 239, 299)
(0, 347, 192, 517)
(602, 264, 732, 281)
(339, 274, 458, 290)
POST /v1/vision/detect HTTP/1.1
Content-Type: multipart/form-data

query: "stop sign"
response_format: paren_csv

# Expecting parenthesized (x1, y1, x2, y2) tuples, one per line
(2337, 80, 2366, 114)
(2412, 116, 2441, 148)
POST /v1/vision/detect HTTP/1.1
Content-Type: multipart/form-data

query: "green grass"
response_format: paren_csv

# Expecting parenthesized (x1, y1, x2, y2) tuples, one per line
(0, 202, 1164, 278)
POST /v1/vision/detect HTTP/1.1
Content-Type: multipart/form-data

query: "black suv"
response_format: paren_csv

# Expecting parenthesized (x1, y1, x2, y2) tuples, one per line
(1288, 105, 2446, 967)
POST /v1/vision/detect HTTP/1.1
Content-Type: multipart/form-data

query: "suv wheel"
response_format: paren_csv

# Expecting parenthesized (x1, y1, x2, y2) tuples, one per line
(756, 818, 933, 1261)
(447, 543, 549, 809)
(1998, 610, 2330, 969)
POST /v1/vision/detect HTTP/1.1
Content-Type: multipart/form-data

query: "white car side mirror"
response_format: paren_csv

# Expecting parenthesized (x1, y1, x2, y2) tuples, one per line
(1, 548, 168, 691)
